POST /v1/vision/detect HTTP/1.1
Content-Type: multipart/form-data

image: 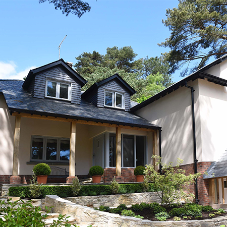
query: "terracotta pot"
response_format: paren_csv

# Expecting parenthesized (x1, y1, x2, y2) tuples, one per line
(136, 175, 144, 182)
(36, 175, 48, 184)
(92, 175, 102, 183)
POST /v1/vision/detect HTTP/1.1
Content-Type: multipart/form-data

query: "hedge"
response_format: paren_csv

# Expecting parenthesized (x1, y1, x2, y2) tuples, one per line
(8, 183, 155, 198)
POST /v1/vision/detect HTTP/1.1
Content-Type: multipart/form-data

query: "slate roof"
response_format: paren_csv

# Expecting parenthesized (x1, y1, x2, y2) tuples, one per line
(203, 150, 227, 179)
(0, 80, 160, 130)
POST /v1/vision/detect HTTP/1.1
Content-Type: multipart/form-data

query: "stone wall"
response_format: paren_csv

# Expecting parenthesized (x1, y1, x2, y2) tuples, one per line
(44, 195, 227, 227)
(66, 192, 161, 208)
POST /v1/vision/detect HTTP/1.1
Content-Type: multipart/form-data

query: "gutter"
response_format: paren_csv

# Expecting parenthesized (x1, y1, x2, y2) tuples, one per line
(185, 82, 199, 204)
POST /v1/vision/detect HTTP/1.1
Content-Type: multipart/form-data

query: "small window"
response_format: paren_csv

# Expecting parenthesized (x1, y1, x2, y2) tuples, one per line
(31, 136, 70, 162)
(46, 80, 71, 101)
(104, 91, 124, 109)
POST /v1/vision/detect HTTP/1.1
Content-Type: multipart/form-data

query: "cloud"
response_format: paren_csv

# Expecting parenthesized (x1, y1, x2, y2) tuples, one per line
(0, 61, 36, 80)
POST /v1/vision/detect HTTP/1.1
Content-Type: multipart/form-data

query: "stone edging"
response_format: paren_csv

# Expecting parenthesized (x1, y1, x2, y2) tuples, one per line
(44, 195, 227, 227)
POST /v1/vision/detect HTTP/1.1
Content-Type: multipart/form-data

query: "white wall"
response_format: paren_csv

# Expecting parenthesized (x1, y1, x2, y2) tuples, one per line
(205, 59, 227, 80)
(198, 79, 227, 162)
(0, 95, 14, 175)
(136, 80, 202, 166)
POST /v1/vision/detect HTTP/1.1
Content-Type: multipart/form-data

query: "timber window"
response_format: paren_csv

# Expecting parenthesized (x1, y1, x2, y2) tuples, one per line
(31, 136, 70, 162)
(104, 91, 124, 109)
(46, 80, 71, 101)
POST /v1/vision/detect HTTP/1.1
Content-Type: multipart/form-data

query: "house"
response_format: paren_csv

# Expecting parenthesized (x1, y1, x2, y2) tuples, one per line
(0, 59, 161, 186)
(1, 56, 227, 206)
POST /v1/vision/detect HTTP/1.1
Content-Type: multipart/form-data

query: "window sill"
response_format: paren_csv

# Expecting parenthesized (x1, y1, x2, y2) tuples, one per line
(27, 161, 70, 165)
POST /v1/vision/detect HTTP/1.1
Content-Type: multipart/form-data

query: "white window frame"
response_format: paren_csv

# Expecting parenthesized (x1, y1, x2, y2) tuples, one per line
(104, 90, 125, 109)
(30, 135, 70, 162)
(45, 80, 71, 101)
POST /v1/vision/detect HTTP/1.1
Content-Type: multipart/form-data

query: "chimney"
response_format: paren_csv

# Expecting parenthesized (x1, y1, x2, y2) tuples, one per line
(66, 62, 73, 68)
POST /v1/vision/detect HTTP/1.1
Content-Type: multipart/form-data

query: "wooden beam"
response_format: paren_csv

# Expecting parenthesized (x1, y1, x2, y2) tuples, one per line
(12, 112, 154, 132)
(217, 178, 220, 204)
(222, 178, 225, 204)
(116, 127, 121, 176)
(12, 115, 21, 176)
(69, 122, 76, 177)
(209, 179, 215, 205)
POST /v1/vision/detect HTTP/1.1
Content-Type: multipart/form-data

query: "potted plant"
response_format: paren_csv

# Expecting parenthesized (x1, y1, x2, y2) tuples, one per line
(134, 166, 145, 182)
(89, 166, 104, 183)
(33, 163, 51, 184)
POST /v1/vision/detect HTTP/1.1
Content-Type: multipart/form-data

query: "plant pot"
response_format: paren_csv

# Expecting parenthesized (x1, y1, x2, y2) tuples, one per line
(92, 175, 102, 183)
(136, 175, 144, 182)
(36, 175, 48, 184)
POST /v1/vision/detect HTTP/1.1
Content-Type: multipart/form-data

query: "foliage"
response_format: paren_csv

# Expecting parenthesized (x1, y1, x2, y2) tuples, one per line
(201, 205, 214, 212)
(99, 205, 110, 212)
(110, 176, 119, 194)
(155, 212, 170, 221)
(29, 174, 42, 199)
(131, 204, 143, 212)
(161, 0, 227, 75)
(173, 216, 181, 221)
(33, 163, 51, 176)
(71, 176, 81, 196)
(75, 47, 173, 101)
(134, 166, 146, 175)
(121, 209, 135, 217)
(39, 0, 91, 17)
(89, 165, 104, 176)
(0, 199, 71, 226)
(117, 204, 127, 210)
(144, 155, 200, 205)
(150, 202, 166, 214)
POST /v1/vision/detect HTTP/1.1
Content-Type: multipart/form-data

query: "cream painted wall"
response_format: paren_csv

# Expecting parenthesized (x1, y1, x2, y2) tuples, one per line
(136, 80, 201, 166)
(0, 95, 14, 175)
(198, 79, 227, 162)
(205, 59, 227, 80)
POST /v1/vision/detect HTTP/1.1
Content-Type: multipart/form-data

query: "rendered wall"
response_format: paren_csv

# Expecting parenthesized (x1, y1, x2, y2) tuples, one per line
(205, 59, 227, 80)
(135, 80, 201, 166)
(198, 79, 227, 162)
(0, 95, 14, 175)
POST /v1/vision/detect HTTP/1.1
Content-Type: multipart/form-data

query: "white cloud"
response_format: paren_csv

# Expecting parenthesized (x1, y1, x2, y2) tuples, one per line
(0, 61, 36, 80)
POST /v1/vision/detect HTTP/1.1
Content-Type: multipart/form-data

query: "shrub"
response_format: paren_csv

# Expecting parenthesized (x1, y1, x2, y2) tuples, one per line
(134, 166, 145, 175)
(121, 209, 135, 217)
(131, 204, 143, 212)
(110, 177, 119, 194)
(117, 204, 127, 211)
(173, 216, 181, 221)
(29, 174, 42, 198)
(99, 205, 110, 212)
(170, 204, 202, 218)
(33, 163, 51, 176)
(155, 212, 170, 221)
(144, 155, 200, 205)
(169, 208, 187, 217)
(109, 207, 122, 214)
(71, 176, 81, 196)
(150, 202, 166, 214)
(202, 205, 213, 212)
(89, 166, 104, 176)
(140, 202, 150, 209)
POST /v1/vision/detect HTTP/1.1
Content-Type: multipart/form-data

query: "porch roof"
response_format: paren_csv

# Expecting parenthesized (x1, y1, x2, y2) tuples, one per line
(0, 80, 160, 130)
(203, 150, 227, 179)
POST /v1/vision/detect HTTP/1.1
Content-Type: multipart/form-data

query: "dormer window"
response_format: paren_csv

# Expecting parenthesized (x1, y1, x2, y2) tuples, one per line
(46, 80, 71, 101)
(104, 90, 124, 109)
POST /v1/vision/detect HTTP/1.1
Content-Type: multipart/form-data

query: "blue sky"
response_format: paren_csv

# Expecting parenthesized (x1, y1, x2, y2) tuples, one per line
(0, 0, 180, 81)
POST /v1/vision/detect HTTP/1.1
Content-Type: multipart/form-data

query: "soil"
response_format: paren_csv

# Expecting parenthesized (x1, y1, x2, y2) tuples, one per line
(133, 206, 227, 221)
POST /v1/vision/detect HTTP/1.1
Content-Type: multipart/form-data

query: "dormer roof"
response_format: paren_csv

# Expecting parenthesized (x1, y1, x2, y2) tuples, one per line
(82, 73, 136, 99)
(23, 59, 87, 90)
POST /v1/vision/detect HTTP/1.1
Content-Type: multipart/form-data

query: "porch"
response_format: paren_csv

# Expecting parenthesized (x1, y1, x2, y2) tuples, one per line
(9, 112, 161, 184)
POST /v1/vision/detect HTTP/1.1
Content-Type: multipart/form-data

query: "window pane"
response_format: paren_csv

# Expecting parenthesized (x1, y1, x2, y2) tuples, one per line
(60, 84, 68, 99)
(123, 135, 134, 167)
(109, 134, 116, 167)
(32, 138, 43, 160)
(46, 139, 57, 160)
(60, 140, 70, 160)
(47, 81, 56, 97)
(105, 92, 113, 106)
(136, 136, 145, 166)
(116, 93, 123, 108)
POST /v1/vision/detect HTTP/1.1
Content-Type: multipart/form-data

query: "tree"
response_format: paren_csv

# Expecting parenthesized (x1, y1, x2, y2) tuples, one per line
(39, 0, 91, 17)
(161, 0, 227, 75)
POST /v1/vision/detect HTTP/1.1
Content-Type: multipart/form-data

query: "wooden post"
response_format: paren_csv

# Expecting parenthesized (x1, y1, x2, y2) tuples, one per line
(69, 121, 76, 177)
(116, 127, 121, 176)
(217, 178, 220, 204)
(222, 178, 225, 204)
(152, 131, 158, 171)
(12, 115, 21, 176)
(209, 179, 215, 205)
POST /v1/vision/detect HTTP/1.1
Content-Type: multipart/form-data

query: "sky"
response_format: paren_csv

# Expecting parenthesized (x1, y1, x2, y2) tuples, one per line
(0, 0, 181, 82)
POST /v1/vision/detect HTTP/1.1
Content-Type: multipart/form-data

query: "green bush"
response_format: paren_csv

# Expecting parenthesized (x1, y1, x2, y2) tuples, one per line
(155, 212, 170, 221)
(131, 204, 143, 212)
(170, 204, 202, 218)
(99, 205, 110, 212)
(89, 166, 104, 176)
(117, 204, 127, 211)
(71, 176, 81, 196)
(169, 207, 187, 217)
(78, 185, 112, 196)
(150, 202, 166, 214)
(134, 166, 145, 175)
(202, 205, 213, 212)
(110, 177, 119, 194)
(33, 163, 51, 176)
(121, 209, 135, 217)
